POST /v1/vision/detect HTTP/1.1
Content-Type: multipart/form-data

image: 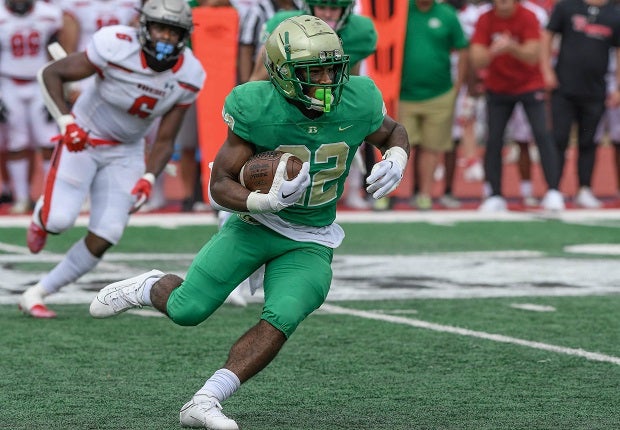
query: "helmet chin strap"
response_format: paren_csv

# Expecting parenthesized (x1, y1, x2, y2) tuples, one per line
(309, 88, 333, 112)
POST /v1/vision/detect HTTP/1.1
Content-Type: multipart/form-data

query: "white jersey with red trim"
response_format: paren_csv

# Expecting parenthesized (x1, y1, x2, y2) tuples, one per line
(72, 25, 206, 144)
(0, 1, 63, 79)
(59, 0, 141, 51)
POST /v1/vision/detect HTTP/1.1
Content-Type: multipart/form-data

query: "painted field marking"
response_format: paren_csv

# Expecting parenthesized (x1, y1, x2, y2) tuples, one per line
(321, 304, 620, 366)
(510, 303, 556, 312)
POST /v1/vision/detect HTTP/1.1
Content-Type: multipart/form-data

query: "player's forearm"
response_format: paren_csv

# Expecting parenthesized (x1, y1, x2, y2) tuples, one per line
(38, 64, 71, 121)
(145, 139, 175, 178)
(376, 122, 410, 159)
(210, 176, 252, 212)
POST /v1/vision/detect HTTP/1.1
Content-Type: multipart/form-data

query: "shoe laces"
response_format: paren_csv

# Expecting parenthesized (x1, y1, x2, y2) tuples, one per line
(193, 396, 226, 418)
(109, 286, 143, 312)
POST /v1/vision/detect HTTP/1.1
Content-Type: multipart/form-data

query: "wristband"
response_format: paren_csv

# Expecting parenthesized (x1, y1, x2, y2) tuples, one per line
(246, 191, 272, 213)
(141, 172, 156, 185)
(383, 147, 408, 170)
(57, 114, 75, 135)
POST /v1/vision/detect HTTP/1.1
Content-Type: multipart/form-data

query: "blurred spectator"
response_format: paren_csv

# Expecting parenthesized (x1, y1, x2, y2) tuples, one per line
(237, 0, 303, 84)
(0, 0, 69, 214)
(542, 0, 620, 208)
(595, 52, 620, 198)
(443, 0, 486, 209)
(470, 0, 564, 212)
(503, 107, 542, 207)
(500, 0, 549, 208)
(400, 0, 468, 211)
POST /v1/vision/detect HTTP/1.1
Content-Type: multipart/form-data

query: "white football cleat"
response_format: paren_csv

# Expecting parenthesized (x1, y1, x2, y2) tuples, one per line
(19, 284, 57, 319)
(89, 270, 164, 318)
(180, 395, 239, 430)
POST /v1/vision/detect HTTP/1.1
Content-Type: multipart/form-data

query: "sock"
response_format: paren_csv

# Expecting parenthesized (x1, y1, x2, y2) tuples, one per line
(141, 278, 159, 306)
(7, 158, 29, 202)
(41, 159, 51, 178)
(39, 238, 100, 295)
(520, 180, 533, 198)
(196, 368, 241, 403)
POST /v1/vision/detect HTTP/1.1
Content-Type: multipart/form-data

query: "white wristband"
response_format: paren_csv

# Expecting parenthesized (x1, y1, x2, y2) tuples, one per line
(56, 114, 75, 135)
(141, 172, 156, 185)
(246, 191, 272, 213)
(383, 146, 408, 170)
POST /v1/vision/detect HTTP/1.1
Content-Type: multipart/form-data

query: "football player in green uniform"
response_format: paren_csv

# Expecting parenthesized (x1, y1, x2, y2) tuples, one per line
(241, 0, 378, 218)
(89, 15, 408, 430)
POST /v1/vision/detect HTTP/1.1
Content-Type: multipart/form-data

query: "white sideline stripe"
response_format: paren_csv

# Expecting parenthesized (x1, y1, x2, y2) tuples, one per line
(321, 304, 620, 366)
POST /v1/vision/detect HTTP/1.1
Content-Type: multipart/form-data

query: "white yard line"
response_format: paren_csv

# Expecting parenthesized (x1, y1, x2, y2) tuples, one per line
(321, 304, 620, 366)
(1, 208, 620, 227)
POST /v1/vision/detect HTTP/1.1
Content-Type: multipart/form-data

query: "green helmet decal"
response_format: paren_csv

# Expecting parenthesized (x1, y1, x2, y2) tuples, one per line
(264, 15, 350, 113)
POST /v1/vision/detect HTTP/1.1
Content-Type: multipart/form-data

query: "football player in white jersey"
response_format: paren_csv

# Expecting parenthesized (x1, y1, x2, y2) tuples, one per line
(61, 0, 141, 53)
(18, 0, 206, 318)
(58, 0, 142, 102)
(0, 0, 67, 213)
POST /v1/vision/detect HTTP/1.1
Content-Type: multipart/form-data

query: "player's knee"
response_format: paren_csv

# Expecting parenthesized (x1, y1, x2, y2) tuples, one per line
(167, 293, 219, 327)
(263, 296, 315, 338)
(168, 303, 216, 326)
(101, 221, 125, 244)
(46, 212, 77, 233)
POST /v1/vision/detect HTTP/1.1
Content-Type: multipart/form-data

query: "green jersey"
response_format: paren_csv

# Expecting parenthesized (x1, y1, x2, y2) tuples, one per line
(400, 0, 468, 101)
(222, 76, 385, 227)
(263, 11, 378, 69)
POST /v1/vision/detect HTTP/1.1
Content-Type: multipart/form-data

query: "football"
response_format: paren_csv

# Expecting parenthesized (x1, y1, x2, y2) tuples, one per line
(239, 151, 303, 192)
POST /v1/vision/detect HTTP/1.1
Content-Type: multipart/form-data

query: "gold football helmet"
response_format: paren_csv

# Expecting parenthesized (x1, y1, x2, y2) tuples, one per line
(264, 15, 350, 113)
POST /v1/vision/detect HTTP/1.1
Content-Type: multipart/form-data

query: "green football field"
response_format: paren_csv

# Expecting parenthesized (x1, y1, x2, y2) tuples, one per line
(1, 210, 620, 429)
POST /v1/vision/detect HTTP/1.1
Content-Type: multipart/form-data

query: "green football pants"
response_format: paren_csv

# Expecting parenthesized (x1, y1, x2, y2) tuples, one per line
(167, 215, 333, 338)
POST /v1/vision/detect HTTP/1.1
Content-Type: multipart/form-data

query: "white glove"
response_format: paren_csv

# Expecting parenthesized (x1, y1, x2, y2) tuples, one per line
(246, 158, 311, 213)
(366, 147, 408, 199)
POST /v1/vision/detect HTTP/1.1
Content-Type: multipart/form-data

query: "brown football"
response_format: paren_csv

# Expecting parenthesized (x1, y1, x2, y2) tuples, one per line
(239, 151, 304, 192)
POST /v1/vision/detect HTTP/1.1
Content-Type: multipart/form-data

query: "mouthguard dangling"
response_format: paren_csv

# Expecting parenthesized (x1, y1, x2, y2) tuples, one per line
(314, 88, 332, 112)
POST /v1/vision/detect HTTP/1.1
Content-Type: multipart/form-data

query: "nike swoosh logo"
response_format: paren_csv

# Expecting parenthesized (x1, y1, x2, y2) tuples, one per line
(339, 125, 353, 131)
(281, 191, 296, 199)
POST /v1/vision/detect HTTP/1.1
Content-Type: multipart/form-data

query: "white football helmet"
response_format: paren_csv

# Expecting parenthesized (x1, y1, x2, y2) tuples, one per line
(139, 0, 193, 63)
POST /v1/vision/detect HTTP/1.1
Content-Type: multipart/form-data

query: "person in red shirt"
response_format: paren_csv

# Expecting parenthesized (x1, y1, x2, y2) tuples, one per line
(470, 0, 563, 212)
